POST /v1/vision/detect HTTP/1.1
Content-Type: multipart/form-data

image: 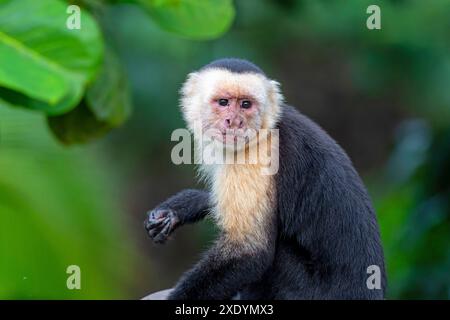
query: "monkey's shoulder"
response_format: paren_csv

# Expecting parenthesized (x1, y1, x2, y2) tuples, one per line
(277, 105, 346, 157)
(275, 104, 376, 225)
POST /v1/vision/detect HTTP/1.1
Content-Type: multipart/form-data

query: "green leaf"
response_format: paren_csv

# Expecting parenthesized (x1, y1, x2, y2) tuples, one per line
(47, 100, 112, 145)
(85, 50, 132, 126)
(137, 0, 235, 40)
(47, 49, 132, 145)
(0, 0, 103, 115)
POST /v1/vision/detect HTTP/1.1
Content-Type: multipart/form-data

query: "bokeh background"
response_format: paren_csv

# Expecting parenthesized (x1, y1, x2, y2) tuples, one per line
(0, 0, 449, 299)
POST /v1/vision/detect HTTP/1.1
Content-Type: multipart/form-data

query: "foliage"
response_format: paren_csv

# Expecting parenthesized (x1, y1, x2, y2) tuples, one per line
(0, 0, 235, 144)
(0, 0, 102, 115)
(375, 121, 450, 298)
(137, 0, 235, 40)
(0, 0, 235, 299)
(0, 103, 134, 298)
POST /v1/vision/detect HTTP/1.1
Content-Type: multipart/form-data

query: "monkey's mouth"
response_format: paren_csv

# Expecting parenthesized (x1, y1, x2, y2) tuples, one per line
(208, 130, 249, 145)
(221, 131, 249, 144)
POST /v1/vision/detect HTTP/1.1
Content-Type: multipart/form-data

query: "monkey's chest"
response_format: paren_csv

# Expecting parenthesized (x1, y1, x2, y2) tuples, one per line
(211, 164, 276, 242)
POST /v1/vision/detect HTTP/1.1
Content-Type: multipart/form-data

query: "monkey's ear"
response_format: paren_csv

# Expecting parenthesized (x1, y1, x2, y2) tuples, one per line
(264, 80, 283, 128)
(180, 72, 203, 128)
(180, 72, 200, 98)
(268, 80, 284, 107)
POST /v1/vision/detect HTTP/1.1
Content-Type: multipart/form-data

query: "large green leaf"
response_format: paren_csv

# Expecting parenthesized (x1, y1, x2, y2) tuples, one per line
(85, 50, 132, 126)
(47, 100, 112, 145)
(47, 50, 132, 145)
(137, 0, 235, 40)
(0, 0, 103, 115)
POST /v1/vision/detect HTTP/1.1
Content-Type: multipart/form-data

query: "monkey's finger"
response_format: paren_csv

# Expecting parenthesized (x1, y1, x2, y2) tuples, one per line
(153, 234, 168, 244)
(145, 217, 166, 230)
(161, 221, 173, 236)
(153, 221, 173, 244)
(148, 219, 171, 239)
(148, 224, 166, 238)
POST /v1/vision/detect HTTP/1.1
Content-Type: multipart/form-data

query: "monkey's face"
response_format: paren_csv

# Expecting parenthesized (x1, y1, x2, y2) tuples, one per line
(181, 68, 283, 149)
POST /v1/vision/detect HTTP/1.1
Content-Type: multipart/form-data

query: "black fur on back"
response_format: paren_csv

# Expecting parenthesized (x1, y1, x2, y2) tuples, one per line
(255, 105, 387, 299)
(200, 58, 265, 75)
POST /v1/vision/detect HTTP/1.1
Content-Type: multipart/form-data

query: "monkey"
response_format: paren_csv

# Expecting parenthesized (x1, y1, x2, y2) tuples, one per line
(144, 58, 386, 300)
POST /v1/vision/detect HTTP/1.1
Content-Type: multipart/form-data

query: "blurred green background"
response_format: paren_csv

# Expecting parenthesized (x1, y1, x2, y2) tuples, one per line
(0, 0, 449, 299)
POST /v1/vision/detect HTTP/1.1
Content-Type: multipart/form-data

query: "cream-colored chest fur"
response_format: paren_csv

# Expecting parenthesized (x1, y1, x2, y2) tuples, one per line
(211, 163, 276, 247)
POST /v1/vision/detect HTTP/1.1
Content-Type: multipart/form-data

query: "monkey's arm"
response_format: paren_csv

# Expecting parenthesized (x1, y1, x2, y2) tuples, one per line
(144, 189, 211, 243)
(168, 237, 275, 300)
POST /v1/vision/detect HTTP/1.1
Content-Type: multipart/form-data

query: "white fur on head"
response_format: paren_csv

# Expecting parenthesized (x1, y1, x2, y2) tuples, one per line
(180, 68, 283, 135)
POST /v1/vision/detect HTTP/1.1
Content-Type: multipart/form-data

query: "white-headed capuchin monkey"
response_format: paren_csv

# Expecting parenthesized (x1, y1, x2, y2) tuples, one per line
(144, 58, 386, 299)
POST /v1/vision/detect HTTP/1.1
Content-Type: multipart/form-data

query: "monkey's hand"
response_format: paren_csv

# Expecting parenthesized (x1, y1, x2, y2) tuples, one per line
(144, 208, 180, 244)
(144, 189, 211, 244)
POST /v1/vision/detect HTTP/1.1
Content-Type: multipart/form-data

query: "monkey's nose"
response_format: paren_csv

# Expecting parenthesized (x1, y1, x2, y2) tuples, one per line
(224, 118, 244, 129)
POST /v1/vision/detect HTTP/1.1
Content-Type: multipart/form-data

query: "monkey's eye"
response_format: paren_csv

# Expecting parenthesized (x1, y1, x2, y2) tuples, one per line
(241, 100, 252, 109)
(218, 99, 229, 107)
